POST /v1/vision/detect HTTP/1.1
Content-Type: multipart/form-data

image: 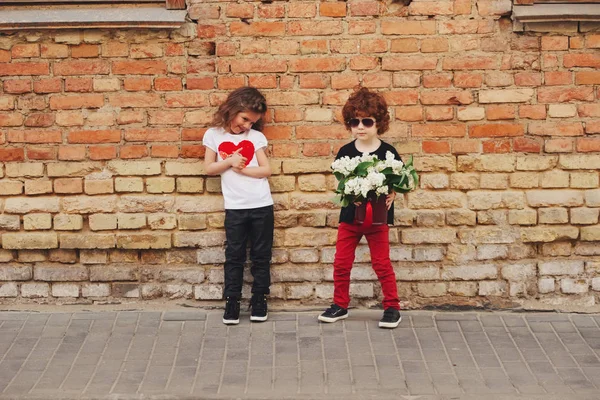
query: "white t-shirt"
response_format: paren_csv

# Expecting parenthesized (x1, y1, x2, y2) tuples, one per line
(203, 127, 273, 210)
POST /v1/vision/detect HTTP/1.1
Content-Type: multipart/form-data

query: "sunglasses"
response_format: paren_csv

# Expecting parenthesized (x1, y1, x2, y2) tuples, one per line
(348, 118, 376, 128)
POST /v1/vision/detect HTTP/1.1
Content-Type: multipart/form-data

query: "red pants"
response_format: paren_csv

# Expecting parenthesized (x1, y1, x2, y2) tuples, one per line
(333, 222, 400, 310)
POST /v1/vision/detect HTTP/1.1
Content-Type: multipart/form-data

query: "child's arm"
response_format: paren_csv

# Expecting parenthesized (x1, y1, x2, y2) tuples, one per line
(235, 148, 271, 178)
(204, 148, 246, 176)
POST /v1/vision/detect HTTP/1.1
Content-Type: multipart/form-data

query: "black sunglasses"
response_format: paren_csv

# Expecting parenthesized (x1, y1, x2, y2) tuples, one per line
(348, 118, 376, 128)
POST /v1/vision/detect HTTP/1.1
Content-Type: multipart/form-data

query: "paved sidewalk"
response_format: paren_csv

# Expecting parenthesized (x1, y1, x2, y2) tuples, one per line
(0, 309, 600, 400)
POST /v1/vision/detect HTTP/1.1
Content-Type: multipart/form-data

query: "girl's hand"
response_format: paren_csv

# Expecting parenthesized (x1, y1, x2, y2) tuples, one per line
(386, 192, 396, 210)
(228, 148, 247, 169)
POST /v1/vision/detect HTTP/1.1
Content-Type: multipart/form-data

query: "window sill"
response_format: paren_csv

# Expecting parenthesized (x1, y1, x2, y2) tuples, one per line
(0, 6, 187, 30)
(513, 3, 600, 22)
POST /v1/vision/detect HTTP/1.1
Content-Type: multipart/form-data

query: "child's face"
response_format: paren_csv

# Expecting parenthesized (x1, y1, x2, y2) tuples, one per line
(350, 114, 378, 142)
(229, 111, 262, 134)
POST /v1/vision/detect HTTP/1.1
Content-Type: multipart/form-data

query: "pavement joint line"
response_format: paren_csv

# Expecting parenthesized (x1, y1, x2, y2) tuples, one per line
(342, 310, 356, 394)
(110, 311, 141, 394)
(435, 315, 464, 394)
(562, 315, 600, 390)
(411, 314, 437, 395)
(81, 312, 119, 395)
(365, 319, 380, 387)
(138, 312, 163, 394)
(455, 314, 487, 392)
(56, 314, 89, 393)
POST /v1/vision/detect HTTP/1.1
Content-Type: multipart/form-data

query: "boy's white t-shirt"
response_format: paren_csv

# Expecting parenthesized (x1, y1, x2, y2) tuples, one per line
(203, 127, 273, 210)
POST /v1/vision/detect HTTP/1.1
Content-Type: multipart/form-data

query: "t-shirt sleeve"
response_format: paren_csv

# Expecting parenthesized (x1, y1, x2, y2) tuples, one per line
(202, 128, 217, 153)
(335, 144, 349, 160)
(254, 131, 268, 151)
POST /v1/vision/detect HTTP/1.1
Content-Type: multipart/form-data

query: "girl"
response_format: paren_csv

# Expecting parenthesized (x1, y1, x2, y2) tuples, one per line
(203, 87, 273, 325)
(318, 87, 402, 329)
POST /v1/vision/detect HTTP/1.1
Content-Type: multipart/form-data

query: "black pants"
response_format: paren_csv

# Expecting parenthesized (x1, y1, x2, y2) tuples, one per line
(224, 205, 274, 298)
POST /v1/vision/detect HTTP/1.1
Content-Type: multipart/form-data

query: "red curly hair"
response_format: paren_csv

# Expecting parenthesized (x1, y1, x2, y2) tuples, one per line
(342, 87, 390, 135)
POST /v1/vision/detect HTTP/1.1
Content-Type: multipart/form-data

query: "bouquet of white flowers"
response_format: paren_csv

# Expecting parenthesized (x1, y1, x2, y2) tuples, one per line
(331, 151, 418, 208)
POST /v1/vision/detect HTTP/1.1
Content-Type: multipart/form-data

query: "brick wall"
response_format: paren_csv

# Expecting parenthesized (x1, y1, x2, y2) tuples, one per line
(0, 0, 599, 309)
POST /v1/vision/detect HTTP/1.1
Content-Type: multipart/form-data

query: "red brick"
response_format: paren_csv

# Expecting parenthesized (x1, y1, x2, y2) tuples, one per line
(11, 44, 39, 58)
(486, 105, 516, 120)
(288, 2, 316, 17)
(181, 145, 205, 158)
(331, 73, 360, 89)
(196, 24, 227, 39)
(288, 58, 345, 73)
(124, 77, 152, 91)
(225, 3, 254, 18)
(422, 141, 450, 154)
(151, 145, 179, 158)
(331, 39, 359, 54)
(71, 44, 99, 58)
(544, 71, 572, 86)
(320, 2, 346, 17)
(165, 93, 209, 108)
(182, 128, 206, 141)
(230, 21, 285, 37)
(0, 113, 23, 127)
(519, 105, 546, 120)
(165, 43, 185, 56)
(18, 96, 46, 111)
(570, 36, 584, 49)
(411, 1, 453, 15)
(421, 38, 449, 53)
(0, 148, 25, 161)
(273, 110, 303, 123)
(148, 111, 184, 126)
(271, 143, 299, 157)
(513, 137, 542, 153)
(65, 78, 93, 93)
(155, 77, 183, 91)
(483, 140, 511, 153)
(124, 128, 179, 142)
(249, 75, 277, 89)
(300, 40, 328, 54)
(186, 77, 214, 90)
(0, 62, 49, 76)
(454, 73, 483, 88)
(564, 53, 600, 68)
(514, 72, 542, 86)
(217, 76, 245, 90)
(412, 124, 466, 138)
(578, 104, 600, 117)
(538, 87, 594, 103)
(586, 121, 600, 134)
(0, 49, 10, 62)
(263, 126, 293, 140)
(7, 130, 62, 143)
(288, 21, 342, 36)
(58, 145, 86, 160)
(383, 90, 419, 105)
(382, 56, 437, 70)
(89, 146, 117, 160)
(363, 72, 391, 88)
(27, 146, 56, 160)
(587, 34, 600, 48)
(120, 145, 148, 159)
(452, 139, 480, 154)
(425, 106, 453, 121)
(302, 142, 330, 156)
(258, 3, 285, 18)
(360, 39, 388, 54)
(112, 61, 167, 75)
(68, 129, 121, 144)
(130, 44, 164, 58)
(575, 71, 600, 85)
(25, 113, 54, 127)
(529, 122, 584, 137)
(109, 93, 162, 108)
(101, 42, 129, 57)
(395, 106, 423, 122)
(541, 36, 569, 51)
(389, 38, 419, 53)
(469, 124, 523, 138)
(421, 91, 473, 105)
(423, 74, 452, 88)
(280, 76, 295, 89)
(443, 56, 496, 70)
(348, 21, 377, 35)
(4, 79, 32, 94)
(56, 111, 84, 127)
(33, 78, 62, 94)
(297, 125, 349, 140)
(50, 94, 104, 110)
(545, 138, 573, 153)
(382, 20, 435, 35)
(54, 60, 109, 76)
(299, 74, 328, 89)
(439, 20, 479, 34)
(576, 138, 600, 152)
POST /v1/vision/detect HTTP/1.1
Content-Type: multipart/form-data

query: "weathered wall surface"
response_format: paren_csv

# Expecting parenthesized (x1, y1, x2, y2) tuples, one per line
(0, 0, 599, 309)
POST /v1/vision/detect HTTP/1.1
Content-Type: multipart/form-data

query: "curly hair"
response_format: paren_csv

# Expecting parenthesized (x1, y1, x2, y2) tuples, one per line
(212, 86, 268, 132)
(342, 87, 390, 135)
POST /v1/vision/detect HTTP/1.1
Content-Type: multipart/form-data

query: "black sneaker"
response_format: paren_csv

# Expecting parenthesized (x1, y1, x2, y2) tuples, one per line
(249, 294, 268, 322)
(318, 304, 348, 323)
(379, 308, 401, 329)
(223, 296, 240, 325)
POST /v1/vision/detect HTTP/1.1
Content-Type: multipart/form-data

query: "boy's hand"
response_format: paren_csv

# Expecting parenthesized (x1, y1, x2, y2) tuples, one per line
(386, 192, 396, 210)
(228, 148, 247, 169)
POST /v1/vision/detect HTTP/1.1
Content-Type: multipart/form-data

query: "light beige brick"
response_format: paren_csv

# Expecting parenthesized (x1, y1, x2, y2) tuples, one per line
(521, 226, 579, 242)
(269, 176, 296, 192)
(446, 209, 477, 226)
(146, 177, 175, 193)
(194, 284, 223, 300)
(148, 213, 177, 230)
(176, 177, 204, 193)
(93, 78, 120, 92)
(305, 108, 333, 121)
(509, 172, 539, 189)
(416, 210, 445, 227)
(458, 155, 515, 172)
(80, 250, 107, 264)
(175, 196, 222, 213)
(539, 260, 584, 275)
(477, 244, 508, 260)
(84, 179, 114, 195)
(90, 265, 137, 282)
(479, 88, 534, 103)
(47, 162, 103, 177)
(417, 282, 447, 297)
(526, 190, 583, 207)
(284, 227, 337, 247)
(407, 192, 465, 209)
(115, 177, 144, 193)
(0, 250, 15, 262)
(107, 160, 161, 176)
(561, 278, 588, 294)
(548, 104, 576, 118)
(52, 283, 79, 297)
(53, 214, 83, 231)
(159, 268, 205, 284)
(441, 264, 497, 280)
(509, 282, 526, 297)
(581, 225, 600, 241)
(173, 231, 225, 247)
(448, 281, 478, 296)
(542, 242, 572, 257)
(82, 283, 111, 297)
(508, 209, 537, 225)
(0, 282, 18, 297)
(2, 233, 58, 249)
(119, 195, 175, 213)
(414, 156, 456, 172)
(18, 250, 46, 262)
(501, 263, 536, 281)
(178, 214, 207, 230)
(298, 174, 327, 192)
(479, 281, 507, 296)
(450, 173, 480, 190)
(289, 248, 319, 263)
(591, 277, 600, 292)
(402, 228, 456, 244)
(62, 196, 117, 213)
(457, 106, 485, 121)
(459, 227, 516, 244)
(570, 172, 598, 189)
(0, 265, 32, 280)
(24, 180, 53, 195)
(559, 155, 600, 170)
(60, 233, 116, 249)
(586, 189, 600, 207)
(89, 213, 117, 231)
(141, 284, 162, 299)
(5, 163, 44, 178)
(570, 208, 599, 225)
(117, 233, 171, 249)
(164, 284, 193, 299)
(0, 181, 23, 195)
(480, 174, 508, 189)
(541, 170, 569, 188)
(165, 161, 204, 176)
(538, 207, 569, 224)
(21, 282, 49, 298)
(5, 197, 60, 213)
(420, 173, 449, 189)
(291, 193, 339, 210)
(24, 213, 52, 230)
(117, 213, 146, 229)
(288, 283, 315, 299)
(538, 278, 555, 293)
(282, 159, 332, 174)
(0, 215, 21, 231)
(113, 283, 140, 298)
(205, 177, 221, 193)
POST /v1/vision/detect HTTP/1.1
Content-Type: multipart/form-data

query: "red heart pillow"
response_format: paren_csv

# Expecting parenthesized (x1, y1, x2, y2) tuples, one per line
(218, 140, 255, 164)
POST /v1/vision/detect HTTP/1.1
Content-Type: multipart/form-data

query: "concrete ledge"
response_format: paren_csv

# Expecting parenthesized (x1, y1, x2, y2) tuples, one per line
(0, 7, 187, 30)
(514, 3, 600, 22)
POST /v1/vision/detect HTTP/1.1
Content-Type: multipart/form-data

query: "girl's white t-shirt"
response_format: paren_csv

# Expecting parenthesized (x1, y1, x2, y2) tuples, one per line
(203, 127, 273, 210)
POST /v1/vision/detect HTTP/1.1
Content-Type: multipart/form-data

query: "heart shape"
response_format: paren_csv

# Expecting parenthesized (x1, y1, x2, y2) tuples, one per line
(218, 140, 255, 164)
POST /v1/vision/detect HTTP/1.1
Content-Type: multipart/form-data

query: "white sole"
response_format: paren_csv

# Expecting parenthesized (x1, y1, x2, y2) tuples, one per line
(250, 314, 268, 322)
(378, 315, 402, 329)
(318, 313, 348, 323)
(223, 318, 239, 325)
